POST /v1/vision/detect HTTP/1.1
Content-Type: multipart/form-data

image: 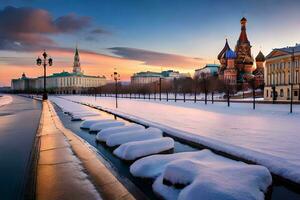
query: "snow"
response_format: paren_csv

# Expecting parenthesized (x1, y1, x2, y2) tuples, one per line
(0, 95, 13, 107)
(113, 137, 174, 160)
(131, 150, 272, 200)
(54, 95, 300, 184)
(80, 119, 115, 129)
(70, 111, 98, 116)
(89, 121, 125, 132)
(96, 124, 145, 142)
(71, 113, 100, 121)
(106, 127, 163, 147)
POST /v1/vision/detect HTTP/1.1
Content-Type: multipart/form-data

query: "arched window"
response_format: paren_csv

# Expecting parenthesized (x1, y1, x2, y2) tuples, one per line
(280, 89, 284, 97)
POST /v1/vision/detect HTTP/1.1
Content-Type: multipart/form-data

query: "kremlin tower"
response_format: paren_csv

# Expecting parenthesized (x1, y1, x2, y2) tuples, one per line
(73, 46, 81, 74)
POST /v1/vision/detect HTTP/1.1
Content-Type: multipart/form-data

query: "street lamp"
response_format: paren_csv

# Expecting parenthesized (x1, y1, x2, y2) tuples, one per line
(111, 70, 120, 108)
(290, 47, 295, 113)
(159, 77, 162, 101)
(271, 84, 276, 104)
(250, 76, 256, 110)
(36, 50, 53, 100)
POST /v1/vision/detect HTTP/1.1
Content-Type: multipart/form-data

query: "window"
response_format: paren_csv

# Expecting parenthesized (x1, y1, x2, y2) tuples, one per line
(294, 91, 298, 97)
(280, 89, 284, 97)
(266, 90, 269, 97)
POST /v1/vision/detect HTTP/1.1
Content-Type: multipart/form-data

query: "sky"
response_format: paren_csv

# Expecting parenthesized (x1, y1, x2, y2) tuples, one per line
(0, 0, 300, 86)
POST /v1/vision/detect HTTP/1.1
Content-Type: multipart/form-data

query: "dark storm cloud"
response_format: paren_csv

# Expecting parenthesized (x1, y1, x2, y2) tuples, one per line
(109, 47, 203, 67)
(0, 6, 96, 51)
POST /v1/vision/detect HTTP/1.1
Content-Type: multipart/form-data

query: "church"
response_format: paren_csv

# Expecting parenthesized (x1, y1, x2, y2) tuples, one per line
(11, 47, 106, 94)
(217, 17, 265, 89)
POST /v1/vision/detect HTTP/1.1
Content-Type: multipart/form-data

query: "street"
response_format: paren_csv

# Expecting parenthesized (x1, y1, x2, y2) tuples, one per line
(0, 95, 41, 199)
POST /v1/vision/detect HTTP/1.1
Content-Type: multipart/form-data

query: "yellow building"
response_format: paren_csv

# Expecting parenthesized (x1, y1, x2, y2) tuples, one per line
(264, 44, 300, 101)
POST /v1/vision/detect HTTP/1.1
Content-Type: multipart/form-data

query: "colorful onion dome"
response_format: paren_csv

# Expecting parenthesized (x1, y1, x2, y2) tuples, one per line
(225, 48, 237, 59)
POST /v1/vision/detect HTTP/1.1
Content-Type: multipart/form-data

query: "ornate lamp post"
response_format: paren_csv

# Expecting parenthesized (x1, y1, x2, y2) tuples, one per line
(36, 50, 53, 100)
(111, 69, 120, 108)
(290, 47, 295, 113)
(250, 75, 256, 110)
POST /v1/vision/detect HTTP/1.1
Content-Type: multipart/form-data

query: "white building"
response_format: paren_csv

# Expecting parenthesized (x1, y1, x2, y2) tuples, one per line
(194, 64, 220, 79)
(131, 70, 191, 85)
(11, 73, 37, 91)
(11, 47, 106, 94)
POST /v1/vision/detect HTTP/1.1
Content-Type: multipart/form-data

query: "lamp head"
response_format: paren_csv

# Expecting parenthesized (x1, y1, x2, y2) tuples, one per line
(36, 57, 42, 66)
(42, 51, 47, 59)
(48, 58, 53, 66)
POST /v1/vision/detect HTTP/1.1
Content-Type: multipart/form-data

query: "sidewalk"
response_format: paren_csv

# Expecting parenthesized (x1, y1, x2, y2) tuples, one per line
(35, 101, 135, 200)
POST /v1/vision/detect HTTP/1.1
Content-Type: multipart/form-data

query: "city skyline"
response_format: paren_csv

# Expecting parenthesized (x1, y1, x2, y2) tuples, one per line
(1, 0, 300, 86)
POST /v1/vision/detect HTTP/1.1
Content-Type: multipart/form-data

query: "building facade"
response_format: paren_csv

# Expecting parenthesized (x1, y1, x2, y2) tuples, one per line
(194, 64, 220, 79)
(131, 70, 191, 85)
(217, 17, 265, 88)
(11, 47, 106, 94)
(11, 73, 37, 92)
(264, 44, 300, 101)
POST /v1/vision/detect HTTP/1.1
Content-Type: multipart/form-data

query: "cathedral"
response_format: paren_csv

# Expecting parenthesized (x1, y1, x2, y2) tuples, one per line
(217, 17, 265, 89)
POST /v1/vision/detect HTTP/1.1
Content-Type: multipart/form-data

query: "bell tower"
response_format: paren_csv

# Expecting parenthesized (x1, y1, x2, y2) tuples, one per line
(73, 46, 81, 74)
(235, 17, 254, 81)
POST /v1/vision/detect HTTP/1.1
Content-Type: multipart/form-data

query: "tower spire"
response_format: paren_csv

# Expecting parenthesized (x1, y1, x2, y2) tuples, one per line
(73, 45, 81, 73)
(238, 17, 249, 44)
(217, 38, 230, 60)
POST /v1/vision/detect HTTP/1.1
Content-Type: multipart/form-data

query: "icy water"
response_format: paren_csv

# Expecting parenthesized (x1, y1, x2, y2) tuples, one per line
(54, 104, 300, 200)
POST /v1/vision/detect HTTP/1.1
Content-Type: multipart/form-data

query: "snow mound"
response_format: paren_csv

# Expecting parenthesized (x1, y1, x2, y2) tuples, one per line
(106, 127, 163, 147)
(96, 124, 145, 142)
(113, 137, 174, 160)
(80, 119, 115, 129)
(70, 110, 98, 116)
(71, 113, 100, 121)
(131, 150, 272, 200)
(89, 121, 125, 132)
(50, 97, 89, 114)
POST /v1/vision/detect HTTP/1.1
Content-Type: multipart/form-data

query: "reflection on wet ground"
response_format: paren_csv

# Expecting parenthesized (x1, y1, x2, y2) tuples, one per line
(0, 95, 41, 199)
(54, 103, 300, 200)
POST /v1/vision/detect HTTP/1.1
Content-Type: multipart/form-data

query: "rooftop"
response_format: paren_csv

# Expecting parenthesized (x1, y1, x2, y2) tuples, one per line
(133, 71, 162, 77)
(195, 64, 220, 71)
(133, 70, 184, 78)
(274, 44, 300, 53)
(41, 71, 105, 78)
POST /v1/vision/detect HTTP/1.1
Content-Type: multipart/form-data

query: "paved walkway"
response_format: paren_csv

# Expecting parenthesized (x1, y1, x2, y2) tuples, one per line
(0, 95, 41, 199)
(36, 101, 134, 200)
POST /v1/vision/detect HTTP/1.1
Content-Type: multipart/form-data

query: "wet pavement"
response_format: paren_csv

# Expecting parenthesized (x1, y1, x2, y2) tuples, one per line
(36, 101, 135, 200)
(0, 95, 41, 199)
(36, 101, 102, 200)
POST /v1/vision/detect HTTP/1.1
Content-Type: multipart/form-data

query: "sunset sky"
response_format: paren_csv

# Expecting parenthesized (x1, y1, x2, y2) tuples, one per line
(0, 0, 300, 86)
